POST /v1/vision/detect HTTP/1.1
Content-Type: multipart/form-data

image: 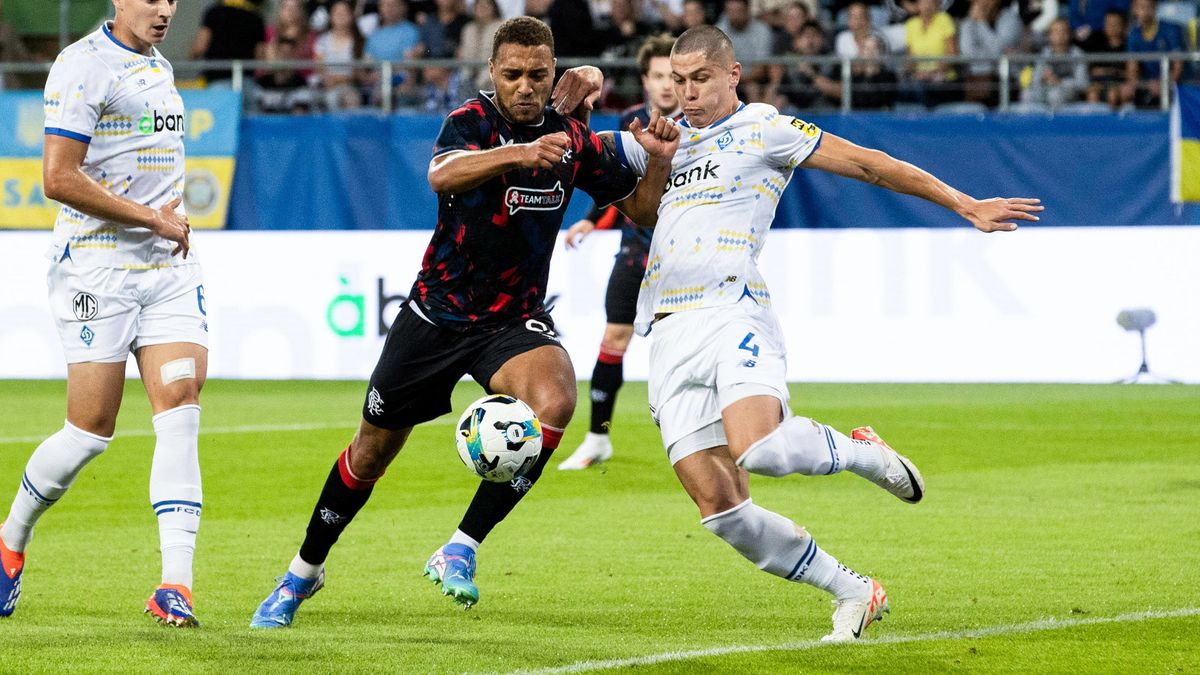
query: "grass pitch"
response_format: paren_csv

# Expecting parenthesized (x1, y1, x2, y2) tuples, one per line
(0, 380, 1197, 673)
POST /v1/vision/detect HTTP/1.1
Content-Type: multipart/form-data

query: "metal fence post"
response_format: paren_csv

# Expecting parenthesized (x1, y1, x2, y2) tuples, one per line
(999, 56, 1010, 111)
(1161, 55, 1170, 112)
(232, 61, 243, 93)
(382, 61, 393, 114)
(841, 57, 852, 113)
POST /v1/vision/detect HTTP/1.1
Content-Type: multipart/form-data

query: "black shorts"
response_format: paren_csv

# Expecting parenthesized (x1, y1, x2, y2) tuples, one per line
(362, 302, 565, 430)
(604, 250, 646, 326)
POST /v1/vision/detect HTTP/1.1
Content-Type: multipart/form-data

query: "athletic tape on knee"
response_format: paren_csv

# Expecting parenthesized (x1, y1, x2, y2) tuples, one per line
(160, 357, 196, 385)
(700, 499, 813, 579)
(737, 416, 841, 477)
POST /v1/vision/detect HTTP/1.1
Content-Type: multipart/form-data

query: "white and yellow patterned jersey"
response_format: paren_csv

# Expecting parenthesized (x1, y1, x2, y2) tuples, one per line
(43, 22, 190, 269)
(616, 102, 821, 335)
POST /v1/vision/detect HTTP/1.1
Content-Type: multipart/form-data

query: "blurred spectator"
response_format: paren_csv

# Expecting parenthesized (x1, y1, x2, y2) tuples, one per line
(1015, 0, 1060, 37)
(643, 0, 687, 33)
(598, 0, 658, 58)
(1121, 0, 1184, 107)
(679, 0, 711, 32)
(266, 0, 316, 76)
(835, 1, 891, 57)
(1081, 9, 1126, 106)
(0, 0, 32, 91)
(1022, 17, 1087, 108)
(191, 0, 268, 84)
(367, 0, 421, 60)
(778, 20, 841, 109)
(958, 0, 1022, 104)
(1068, 0, 1129, 44)
(356, 0, 385, 36)
(526, 0, 599, 56)
(848, 33, 899, 108)
(315, 0, 366, 109)
(458, 0, 503, 93)
(903, 0, 957, 105)
(717, 0, 775, 100)
(776, 1, 813, 54)
(418, 0, 470, 111)
(255, 37, 316, 113)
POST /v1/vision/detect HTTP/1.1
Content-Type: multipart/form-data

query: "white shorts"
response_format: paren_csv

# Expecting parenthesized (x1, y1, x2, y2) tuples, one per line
(647, 299, 790, 465)
(47, 262, 208, 364)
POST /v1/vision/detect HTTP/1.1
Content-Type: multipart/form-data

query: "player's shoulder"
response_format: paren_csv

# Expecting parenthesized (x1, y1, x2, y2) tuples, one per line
(447, 96, 489, 121)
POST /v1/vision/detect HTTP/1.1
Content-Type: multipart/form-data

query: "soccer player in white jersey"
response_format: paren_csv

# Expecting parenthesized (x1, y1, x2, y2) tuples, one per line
(0, 0, 206, 627)
(615, 25, 1043, 641)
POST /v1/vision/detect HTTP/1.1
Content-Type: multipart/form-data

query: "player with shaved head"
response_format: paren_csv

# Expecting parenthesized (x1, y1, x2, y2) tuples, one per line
(612, 25, 1043, 641)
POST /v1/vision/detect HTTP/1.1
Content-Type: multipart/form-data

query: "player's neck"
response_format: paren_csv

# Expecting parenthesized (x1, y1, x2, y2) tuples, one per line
(693, 100, 741, 129)
(109, 21, 154, 55)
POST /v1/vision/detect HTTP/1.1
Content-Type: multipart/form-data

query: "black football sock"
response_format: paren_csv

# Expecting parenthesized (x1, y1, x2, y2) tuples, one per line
(589, 358, 624, 434)
(297, 446, 378, 565)
(456, 425, 562, 543)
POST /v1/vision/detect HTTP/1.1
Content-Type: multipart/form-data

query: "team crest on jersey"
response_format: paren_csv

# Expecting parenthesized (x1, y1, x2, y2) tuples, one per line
(72, 292, 98, 321)
(716, 130, 734, 150)
(505, 181, 565, 215)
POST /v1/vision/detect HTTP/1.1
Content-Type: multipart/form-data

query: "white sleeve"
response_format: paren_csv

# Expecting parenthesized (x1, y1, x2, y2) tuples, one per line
(762, 110, 823, 169)
(614, 130, 649, 177)
(43, 52, 111, 143)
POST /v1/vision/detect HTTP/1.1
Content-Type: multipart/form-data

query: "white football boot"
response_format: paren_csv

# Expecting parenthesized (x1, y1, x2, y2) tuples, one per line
(851, 426, 925, 504)
(557, 432, 614, 470)
(822, 577, 889, 642)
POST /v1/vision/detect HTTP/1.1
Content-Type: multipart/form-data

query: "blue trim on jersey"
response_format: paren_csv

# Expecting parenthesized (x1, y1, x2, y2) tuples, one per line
(680, 102, 746, 129)
(614, 131, 628, 168)
(45, 127, 91, 144)
(102, 21, 144, 55)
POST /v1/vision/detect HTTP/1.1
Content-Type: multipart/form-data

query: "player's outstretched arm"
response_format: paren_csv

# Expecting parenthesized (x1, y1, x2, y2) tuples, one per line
(612, 111, 680, 228)
(803, 132, 1043, 232)
(428, 132, 571, 194)
(43, 134, 191, 256)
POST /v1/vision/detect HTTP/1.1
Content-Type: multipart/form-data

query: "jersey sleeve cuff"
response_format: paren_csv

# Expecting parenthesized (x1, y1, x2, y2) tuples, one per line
(45, 127, 92, 144)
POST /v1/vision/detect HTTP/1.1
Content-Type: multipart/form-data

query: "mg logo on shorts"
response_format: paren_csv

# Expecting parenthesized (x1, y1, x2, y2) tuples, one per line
(72, 292, 98, 321)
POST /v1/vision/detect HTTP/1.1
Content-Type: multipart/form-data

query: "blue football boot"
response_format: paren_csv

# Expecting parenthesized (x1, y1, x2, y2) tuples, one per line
(0, 530, 24, 618)
(250, 569, 325, 628)
(423, 543, 479, 609)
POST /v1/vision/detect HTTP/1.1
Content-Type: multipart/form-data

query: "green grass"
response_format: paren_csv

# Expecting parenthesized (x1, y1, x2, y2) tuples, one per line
(0, 381, 1198, 673)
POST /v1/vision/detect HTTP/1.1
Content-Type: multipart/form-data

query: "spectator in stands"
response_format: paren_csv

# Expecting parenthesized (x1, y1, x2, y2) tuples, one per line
(679, 0, 710, 33)
(903, 0, 957, 106)
(599, 0, 658, 58)
(417, 0, 470, 111)
(256, 37, 317, 113)
(1082, 10, 1128, 107)
(525, 0, 599, 56)
(267, 0, 316, 75)
(848, 33, 899, 108)
(778, 20, 841, 109)
(1121, 0, 1184, 107)
(315, 0, 366, 109)
(958, 0, 1023, 104)
(835, 1, 891, 57)
(777, 0, 813, 52)
(644, 0, 687, 33)
(457, 0, 504, 94)
(367, 0, 421, 60)
(0, 0, 32, 91)
(1068, 0, 1129, 44)
(191, 0, 268, 85)
(1022, 17, 1087, 108)
(717, 0, 776, 100)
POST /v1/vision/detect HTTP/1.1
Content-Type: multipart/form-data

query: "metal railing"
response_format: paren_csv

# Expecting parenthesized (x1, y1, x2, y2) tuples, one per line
(2, 52, 1197, 114)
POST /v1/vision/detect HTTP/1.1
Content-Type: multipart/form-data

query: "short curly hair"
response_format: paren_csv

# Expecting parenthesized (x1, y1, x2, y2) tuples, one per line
(491, 17, 555, 60)
(636, 34, 676, 76)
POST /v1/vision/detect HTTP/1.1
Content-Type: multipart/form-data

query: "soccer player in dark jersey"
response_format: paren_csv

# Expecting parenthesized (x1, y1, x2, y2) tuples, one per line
(558, 35, 682, 470)
(250, 17, 680, 627)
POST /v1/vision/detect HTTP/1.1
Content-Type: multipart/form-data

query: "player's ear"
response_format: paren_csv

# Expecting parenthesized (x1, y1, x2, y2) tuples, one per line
(730, 62, 742, 88)
(488, 58, 495, 84)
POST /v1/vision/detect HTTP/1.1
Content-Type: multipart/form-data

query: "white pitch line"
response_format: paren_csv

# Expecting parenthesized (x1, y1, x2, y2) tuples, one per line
(0, 418, 458, 445)
(515, 606, 1200, 675)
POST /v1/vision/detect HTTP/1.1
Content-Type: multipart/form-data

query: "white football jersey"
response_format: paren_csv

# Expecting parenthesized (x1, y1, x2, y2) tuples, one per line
(617, 102, 822, 335)
(43, 22, 190, 269)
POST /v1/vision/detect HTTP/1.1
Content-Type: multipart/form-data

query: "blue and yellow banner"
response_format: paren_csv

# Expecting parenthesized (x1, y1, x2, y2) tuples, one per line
(0, 89, 241, 229)
(1171, 84, 1200, 204)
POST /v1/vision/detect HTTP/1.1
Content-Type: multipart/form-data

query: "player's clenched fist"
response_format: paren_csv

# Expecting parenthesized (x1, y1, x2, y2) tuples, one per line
(629, 110, 680, 159)
(516, 132, 571, 169)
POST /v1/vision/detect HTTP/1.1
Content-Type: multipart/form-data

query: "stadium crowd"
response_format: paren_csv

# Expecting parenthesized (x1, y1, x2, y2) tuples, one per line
(0, 0, 1196, 111)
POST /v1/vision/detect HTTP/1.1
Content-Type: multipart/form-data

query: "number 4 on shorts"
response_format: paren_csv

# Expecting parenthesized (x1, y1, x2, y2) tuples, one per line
(738, 332, 759, 357)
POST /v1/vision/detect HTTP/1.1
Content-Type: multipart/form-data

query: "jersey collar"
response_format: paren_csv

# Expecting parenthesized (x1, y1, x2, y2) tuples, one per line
(102, 21, 155, 56)
(480, 90, 548, 128)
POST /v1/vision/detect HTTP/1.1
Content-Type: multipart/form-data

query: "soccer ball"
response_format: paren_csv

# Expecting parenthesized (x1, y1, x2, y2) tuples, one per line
(455, 394, 543, 483)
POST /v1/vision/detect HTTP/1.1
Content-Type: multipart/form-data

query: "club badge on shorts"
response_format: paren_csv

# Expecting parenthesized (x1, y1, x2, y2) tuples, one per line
(80, 325, 95, 347)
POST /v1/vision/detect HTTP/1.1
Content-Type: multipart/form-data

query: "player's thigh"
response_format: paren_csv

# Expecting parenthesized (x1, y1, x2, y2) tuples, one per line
(47, 262, 140, 365)
(65, 361, 128, 437)
(134, 342, 208, 414)
(364, 304, 473, 430)
(603, 255, 642, 328)
(479, 315, 575, 427)
(714, 303, 790, 456)
(672, 445, 750, 518)
(647, 309, 723, 454)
